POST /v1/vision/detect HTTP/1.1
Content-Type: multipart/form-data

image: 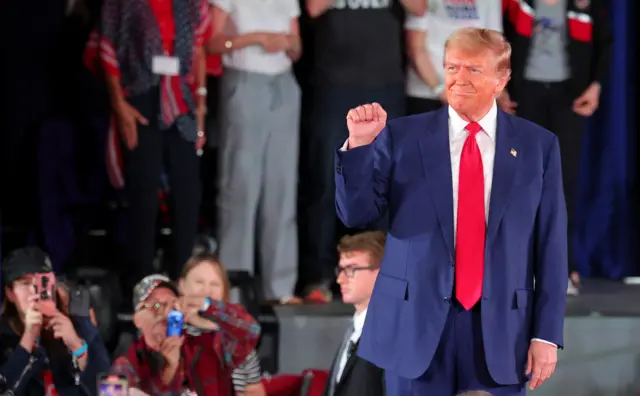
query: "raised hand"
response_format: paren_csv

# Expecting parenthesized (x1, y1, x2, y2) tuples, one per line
(24, 297, 43, 336)
(346, 102, 387, 149)
(20, 296, 43, 352)
(160, 335, 184, 369)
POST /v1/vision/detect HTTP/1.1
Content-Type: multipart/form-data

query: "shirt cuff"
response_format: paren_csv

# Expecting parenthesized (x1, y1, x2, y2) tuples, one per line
(340, 139, 349, 151)
(531, 338, 557, 348)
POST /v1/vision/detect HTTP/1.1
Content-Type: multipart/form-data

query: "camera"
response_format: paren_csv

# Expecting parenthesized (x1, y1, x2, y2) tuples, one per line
(33, 273, 58, 316)
(166, 310, 184, 337)
(34, 273, 55, 301)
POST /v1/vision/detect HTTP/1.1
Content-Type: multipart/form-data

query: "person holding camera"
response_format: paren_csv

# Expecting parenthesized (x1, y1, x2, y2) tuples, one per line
(0, 247, 111, 396)
(112, 274, 261, 395)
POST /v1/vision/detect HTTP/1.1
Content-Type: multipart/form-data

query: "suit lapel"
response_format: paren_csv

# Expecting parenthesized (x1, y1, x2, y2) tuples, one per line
(487, 110, 520, 240)
(334, 340, 359, 394)
(325, 343, 343, 396)
(418, 107, 455, 257)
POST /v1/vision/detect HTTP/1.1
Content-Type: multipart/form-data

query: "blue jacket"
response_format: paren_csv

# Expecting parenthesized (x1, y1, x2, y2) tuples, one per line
(336, 108, 568, 384)
(0, 315, 111, 396)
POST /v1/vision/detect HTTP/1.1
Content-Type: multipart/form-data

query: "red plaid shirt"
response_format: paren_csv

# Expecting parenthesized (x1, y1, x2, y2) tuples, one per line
(112, 301, 260, 395)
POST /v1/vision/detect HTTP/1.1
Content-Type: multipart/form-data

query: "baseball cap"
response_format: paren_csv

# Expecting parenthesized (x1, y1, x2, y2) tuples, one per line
(2, 247, 54, 285)
(132, 274, 179, 311)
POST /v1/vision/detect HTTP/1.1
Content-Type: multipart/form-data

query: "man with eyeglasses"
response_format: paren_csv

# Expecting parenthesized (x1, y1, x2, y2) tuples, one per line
(324, 231, 386, 396)
(111, 274, 261, 395)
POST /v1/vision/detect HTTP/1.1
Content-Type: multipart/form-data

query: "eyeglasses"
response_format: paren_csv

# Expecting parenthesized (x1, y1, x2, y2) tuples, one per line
(335, 266, 376, 278)
(140, 300, 171, 315)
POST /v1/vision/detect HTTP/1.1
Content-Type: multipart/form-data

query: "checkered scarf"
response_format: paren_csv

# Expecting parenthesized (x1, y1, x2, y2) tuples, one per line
(99, 0, 200, 141)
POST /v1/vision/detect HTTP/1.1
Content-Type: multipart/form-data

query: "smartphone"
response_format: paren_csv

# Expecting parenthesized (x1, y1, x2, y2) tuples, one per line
(167, 310, 184, 337)
(97, 373, 128, 396)
(33, 273, 57, 316)
(68, 286, 92, 317)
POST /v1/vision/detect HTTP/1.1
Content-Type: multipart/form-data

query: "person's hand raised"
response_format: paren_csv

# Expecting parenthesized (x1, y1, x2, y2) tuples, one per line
(24, 295, 43, 336)
(160, 335, 184, 369)
(346, 103, 387, 149)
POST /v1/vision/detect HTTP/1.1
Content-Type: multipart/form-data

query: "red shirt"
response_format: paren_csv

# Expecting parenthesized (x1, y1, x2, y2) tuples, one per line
(42, 370, 58, 396)
(206, 55, 223, 76)
(148, 0, 176, 55)
(112, 301, 261, 395)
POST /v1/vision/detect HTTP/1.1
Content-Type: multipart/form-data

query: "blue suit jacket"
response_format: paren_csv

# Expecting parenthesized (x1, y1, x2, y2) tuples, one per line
(335, 107, 568, 385)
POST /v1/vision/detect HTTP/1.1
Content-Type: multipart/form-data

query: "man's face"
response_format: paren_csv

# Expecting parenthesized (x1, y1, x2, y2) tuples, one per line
(443, 47, 508, 116)
(133, 287, 177, 350)
(336, 251, 379, 309)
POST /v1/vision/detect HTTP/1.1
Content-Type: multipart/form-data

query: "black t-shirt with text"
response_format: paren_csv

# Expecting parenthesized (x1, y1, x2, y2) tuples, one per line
(311, 0, 405, 88)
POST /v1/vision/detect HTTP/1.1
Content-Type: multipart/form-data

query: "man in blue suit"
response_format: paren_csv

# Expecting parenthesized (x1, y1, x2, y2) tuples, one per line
(335, 28, 567, 395)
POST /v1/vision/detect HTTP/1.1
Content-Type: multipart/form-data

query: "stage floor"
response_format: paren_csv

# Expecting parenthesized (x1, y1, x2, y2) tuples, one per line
(266, 279, 640, 396)
(566, 278, 640, 316)
(266, 278, 640, 319)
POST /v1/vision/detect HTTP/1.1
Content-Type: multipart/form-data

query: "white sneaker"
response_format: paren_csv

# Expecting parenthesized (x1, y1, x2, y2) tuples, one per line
(566, 279, 579, 296)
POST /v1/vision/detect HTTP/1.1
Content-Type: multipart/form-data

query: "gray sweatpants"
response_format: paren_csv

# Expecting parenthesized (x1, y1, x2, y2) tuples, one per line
(217, 68, 300, 300)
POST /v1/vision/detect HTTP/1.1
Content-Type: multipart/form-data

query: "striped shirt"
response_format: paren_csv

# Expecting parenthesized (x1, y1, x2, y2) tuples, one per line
(232, 349, 262, 393)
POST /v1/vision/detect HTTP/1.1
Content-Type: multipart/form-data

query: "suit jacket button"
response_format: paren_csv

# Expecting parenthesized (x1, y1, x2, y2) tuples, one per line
(444, 297, 451, 304)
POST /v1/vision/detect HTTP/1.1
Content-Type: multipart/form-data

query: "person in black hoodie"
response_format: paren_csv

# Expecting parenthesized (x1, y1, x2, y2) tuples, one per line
(0, 247, 111, 396)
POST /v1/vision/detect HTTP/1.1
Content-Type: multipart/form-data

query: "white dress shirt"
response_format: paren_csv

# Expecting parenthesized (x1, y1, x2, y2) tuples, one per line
(448, 102, 496, 233)
(341, 104, 555, 348)
(335, 308, 367, 382)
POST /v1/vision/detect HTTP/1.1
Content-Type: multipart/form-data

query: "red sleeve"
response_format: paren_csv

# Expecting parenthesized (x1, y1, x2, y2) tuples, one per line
(83, 29, 101, 76)
(202, 301, 261, 367)
(195, 0, 212, 47)
(98, 35, 121, 78)
(82, 29, 121, 79)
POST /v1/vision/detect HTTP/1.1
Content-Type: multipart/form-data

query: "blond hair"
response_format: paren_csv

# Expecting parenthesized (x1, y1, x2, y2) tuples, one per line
(337, 231, 386, 268)
(445, 27, 512, 77)
(180, 253, 231, 301)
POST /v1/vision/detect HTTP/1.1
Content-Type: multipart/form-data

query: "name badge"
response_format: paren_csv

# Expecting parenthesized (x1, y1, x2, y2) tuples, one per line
(152, 55, 180, 76)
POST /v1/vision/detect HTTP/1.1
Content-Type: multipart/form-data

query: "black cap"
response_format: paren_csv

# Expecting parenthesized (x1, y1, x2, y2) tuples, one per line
(2, 247, 54, 285)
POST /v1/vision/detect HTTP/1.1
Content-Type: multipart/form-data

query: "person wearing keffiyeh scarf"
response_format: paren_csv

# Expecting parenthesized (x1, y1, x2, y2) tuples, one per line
(83, 0, 212, 285)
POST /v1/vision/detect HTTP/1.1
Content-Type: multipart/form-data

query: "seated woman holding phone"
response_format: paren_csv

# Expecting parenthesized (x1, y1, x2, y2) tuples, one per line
(0, 247, 111, 396)
(112, 274, 261, 395)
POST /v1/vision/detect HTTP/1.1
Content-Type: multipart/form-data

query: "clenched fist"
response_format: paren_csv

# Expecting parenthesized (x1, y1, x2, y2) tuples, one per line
(346, 103, 387, 149)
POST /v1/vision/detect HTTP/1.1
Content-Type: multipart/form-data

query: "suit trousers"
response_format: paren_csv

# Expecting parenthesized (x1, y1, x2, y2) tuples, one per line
(514, 80, 585, 274)
(385, 301, 526, 396)
(124, 88, 201, 282)
(216, 68, 300, 300)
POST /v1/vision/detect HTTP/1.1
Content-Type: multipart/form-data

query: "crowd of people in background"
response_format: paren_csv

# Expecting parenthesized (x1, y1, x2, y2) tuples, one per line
(0, 0, 611, 394)
(0, 0, 612, 308)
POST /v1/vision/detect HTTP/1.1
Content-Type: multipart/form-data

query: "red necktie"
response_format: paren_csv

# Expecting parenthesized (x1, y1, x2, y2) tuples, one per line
(455, 122, 486, 310)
